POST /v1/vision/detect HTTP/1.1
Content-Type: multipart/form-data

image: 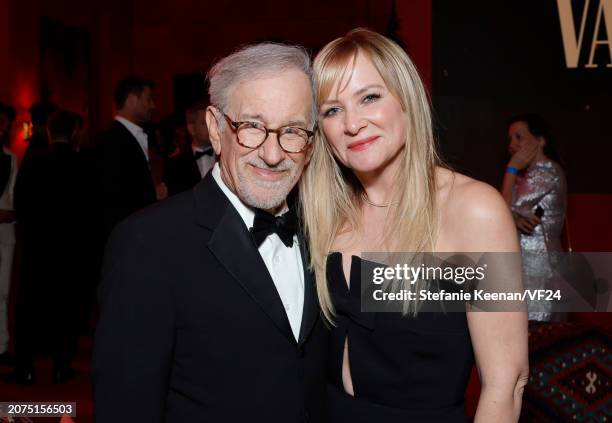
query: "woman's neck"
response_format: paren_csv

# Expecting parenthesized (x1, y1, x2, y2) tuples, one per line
(355, 154, 402, 206)
(528, 150, 548, 170)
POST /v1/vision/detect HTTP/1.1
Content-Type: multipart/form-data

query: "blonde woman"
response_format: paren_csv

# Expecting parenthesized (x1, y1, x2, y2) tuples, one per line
(300, 29, 528, 422)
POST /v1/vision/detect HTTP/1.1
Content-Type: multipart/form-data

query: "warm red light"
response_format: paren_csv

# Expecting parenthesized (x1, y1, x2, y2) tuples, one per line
(22, 121, 32, 139)
(15, 75, 35, 110)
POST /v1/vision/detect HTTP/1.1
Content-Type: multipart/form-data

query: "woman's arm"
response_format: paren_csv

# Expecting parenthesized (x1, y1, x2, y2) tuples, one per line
(500, 171, 516, 206)
(452, 181, 529, 422)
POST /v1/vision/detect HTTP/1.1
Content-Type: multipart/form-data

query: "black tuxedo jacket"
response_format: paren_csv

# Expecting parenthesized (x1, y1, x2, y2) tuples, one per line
(95, 120, 156, 237)
(93, 174, 329, 422)
(163, 148, 203, 196)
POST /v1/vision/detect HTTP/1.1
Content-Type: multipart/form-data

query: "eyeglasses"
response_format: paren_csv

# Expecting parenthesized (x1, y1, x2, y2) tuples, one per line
(219, 111, 314, 153)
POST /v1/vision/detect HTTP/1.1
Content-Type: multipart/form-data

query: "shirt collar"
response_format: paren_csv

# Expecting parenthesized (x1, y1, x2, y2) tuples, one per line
(193, 144, 213, 154)
(115, 115, 145, 138)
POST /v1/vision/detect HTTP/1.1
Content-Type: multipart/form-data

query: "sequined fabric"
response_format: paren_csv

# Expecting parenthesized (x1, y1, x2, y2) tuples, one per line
(512, 159, 567, 321)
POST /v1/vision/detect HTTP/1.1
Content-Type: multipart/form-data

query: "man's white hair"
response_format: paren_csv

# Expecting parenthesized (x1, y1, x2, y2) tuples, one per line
(207, 42, 316, 128)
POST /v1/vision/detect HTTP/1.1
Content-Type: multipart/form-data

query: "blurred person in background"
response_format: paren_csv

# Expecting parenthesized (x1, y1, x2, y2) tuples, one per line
(501, 113, 567, 322)
(163, 102, 215, 196)
(22, 101, 58, 165)
(8, 110, 90, 384)
(95, 77, 160, 241)
(0, 102, 17, 366)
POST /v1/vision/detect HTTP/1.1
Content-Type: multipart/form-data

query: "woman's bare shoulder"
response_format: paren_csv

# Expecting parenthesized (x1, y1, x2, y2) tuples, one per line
(435, 167, 517, 252)
(437, 167, 505, 217)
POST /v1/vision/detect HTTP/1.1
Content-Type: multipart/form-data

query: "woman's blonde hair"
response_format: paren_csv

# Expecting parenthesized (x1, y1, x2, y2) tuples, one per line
(299, 28, 441, 323)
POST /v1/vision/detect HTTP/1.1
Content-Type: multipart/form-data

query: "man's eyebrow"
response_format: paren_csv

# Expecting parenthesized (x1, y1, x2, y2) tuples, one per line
(237, 113, 265, 121)
(237, 114, 308, 128)
(284, 119, 308, 127)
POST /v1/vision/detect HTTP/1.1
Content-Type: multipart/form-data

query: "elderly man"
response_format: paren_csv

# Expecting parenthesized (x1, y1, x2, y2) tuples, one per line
(94, 43, 328, 422)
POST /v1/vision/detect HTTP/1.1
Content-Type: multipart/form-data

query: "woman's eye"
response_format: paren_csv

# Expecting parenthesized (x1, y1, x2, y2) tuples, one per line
(322, 107, 341, 118)
(363, 93, 381, 103)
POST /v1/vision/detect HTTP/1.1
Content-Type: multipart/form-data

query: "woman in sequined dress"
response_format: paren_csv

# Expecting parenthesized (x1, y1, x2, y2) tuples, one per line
(501, 113, 567, 321)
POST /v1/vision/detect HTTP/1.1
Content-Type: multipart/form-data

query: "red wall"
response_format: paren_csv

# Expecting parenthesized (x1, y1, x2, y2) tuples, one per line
(0, 0, 134, 156)
(1, 0, 434, 152)
(129, 0, 432, 120)
(567, 194, 612, 252)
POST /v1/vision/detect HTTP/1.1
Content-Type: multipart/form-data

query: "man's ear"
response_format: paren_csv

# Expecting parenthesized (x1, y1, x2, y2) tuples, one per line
(206, 106, 222, 155)
(121, 93, 137, 113)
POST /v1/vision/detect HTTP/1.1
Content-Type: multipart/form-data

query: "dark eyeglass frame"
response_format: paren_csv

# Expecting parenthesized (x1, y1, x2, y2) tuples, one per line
(219, 111, 315, 153)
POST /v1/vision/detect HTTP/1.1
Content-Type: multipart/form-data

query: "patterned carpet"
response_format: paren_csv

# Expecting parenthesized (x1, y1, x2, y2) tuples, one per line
(522, 322, 611, 422)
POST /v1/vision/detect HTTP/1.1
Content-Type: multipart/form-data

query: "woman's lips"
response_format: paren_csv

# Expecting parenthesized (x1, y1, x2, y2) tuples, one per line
(347, 136, 380, 151)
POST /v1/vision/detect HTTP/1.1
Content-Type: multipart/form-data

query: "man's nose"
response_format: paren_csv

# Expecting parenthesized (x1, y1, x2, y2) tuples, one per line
(258, 132, 285, 166)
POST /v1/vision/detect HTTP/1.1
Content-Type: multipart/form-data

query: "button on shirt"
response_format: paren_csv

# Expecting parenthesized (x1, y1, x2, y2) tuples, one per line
(115, 116, 149, 161)
(211, 163, 304, 340)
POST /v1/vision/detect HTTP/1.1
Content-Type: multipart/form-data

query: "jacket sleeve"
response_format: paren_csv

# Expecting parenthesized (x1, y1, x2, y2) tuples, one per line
(93, 220, 174, 422)
(94, 136, 134, 235)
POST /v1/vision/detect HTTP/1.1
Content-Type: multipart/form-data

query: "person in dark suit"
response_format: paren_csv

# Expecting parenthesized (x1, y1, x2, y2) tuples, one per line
(94, 77, 159, 239)
(94, 42, 328, 422)
(7, 110, 90, 384)
(163, 102, 215, 196)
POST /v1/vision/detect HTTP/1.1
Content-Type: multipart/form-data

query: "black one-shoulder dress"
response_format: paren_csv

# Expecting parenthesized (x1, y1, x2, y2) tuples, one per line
(326, 252, 475, 423)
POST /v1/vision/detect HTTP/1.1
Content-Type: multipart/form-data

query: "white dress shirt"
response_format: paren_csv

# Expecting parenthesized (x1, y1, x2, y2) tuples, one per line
(193, 145, 215, 178)
(115, 116, 149, 161)
(211, 163, 304, 340)
(0, 147, 17, 245)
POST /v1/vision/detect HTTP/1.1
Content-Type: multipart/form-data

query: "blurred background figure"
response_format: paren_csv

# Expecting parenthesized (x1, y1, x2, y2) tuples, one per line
(500, 113, 567, 322)
(22, 101, 58, 165)
(0, 102, 18, 366)
(8, 110, 91, 384)
(94, 76, 160, 242)
(163, 102, 214, 196)
(158, 112, 191, 158)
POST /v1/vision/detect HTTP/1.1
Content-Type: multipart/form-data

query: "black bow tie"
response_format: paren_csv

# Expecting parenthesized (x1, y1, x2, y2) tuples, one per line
(194, 148, 213, 160)
(250, 208, 298, 248)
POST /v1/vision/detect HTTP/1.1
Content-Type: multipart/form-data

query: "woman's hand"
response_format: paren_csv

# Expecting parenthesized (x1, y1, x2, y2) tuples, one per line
(508, 143, 538, 170)
(513, 213, 541, 235)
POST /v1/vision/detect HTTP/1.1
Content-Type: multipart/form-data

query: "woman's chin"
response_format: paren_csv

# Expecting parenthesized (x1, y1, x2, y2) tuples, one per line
(349, 161, 385, 176)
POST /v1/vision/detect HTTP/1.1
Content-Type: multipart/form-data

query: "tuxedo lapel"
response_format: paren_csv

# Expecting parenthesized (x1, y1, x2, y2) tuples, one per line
(186, 150, 203, 180)
(297, 234, 318, 346)
(195, 176, 296, 345)
(114, 121, 150, 171)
